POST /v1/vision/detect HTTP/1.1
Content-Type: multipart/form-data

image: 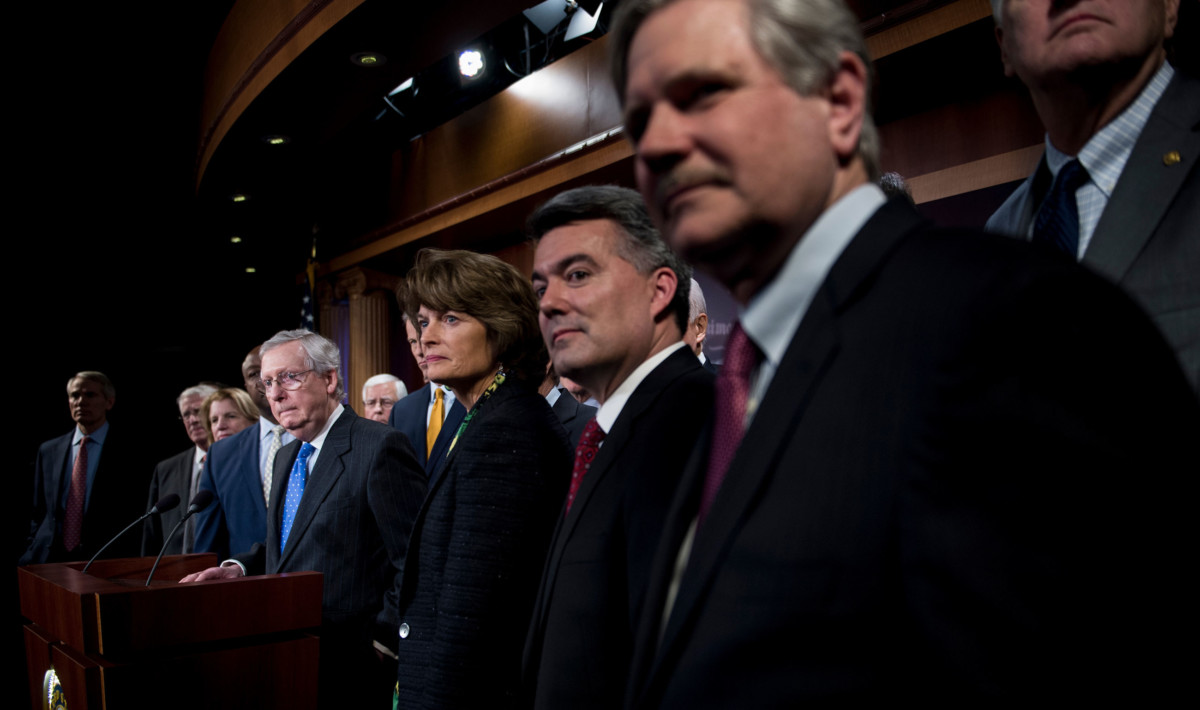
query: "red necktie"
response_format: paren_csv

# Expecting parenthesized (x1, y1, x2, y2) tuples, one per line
(699, 324, 759, 522)
(64, 436, 89, 551)
(566, 417, 605, 515)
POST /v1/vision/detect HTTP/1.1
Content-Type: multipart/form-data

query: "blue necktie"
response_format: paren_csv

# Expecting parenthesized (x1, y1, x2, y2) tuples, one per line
(1033, 159, 1088, 258)
(280, 442, 315, 554)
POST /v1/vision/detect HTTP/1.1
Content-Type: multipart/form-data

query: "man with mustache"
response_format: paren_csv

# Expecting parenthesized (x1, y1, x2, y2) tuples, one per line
(611, 0, 1197, 704)
(523, 185, 714, 709)
(986, 0, 1197, 391)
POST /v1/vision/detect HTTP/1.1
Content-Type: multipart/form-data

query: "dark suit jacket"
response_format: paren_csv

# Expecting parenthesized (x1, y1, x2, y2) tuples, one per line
(21, 425, 148, 565)
(550, 386, 598, 449)
(524, 346, 714, 710)
(989, 70, 1199, 390)
(141, 447, 195, 556)
(193, 424, 265, 560)
(626, 199, 1200, 706)
(395, 381, 571, 710)
(389, 383, 467, 478)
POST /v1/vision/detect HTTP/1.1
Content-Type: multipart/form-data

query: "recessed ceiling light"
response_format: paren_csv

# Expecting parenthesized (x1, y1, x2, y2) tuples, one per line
(230, 236, 242, 244)
(245, 267, 257, 273)
(263, 135, 290, 146)
(352, 52, 386, 67)
(231, 193, 248, 203)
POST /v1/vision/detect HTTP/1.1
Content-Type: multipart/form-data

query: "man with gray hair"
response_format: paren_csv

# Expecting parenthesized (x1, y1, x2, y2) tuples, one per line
(22, 371, 149, 564)
(183, 330, 426, 708)
(362, 373, 407, 424)
(612, 0, 1197, 704)
(986, 0, 1197, 390)
(523, 185, 714, 709)
(142, 383, 218, 556)
(684, 278, 717, 373)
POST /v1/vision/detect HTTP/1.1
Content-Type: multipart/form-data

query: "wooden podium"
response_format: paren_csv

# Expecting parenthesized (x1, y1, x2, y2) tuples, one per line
(18, 554, 322, 709)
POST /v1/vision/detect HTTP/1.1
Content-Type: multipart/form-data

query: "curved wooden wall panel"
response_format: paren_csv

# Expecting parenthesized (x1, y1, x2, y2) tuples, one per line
(197, 0, 366, 187)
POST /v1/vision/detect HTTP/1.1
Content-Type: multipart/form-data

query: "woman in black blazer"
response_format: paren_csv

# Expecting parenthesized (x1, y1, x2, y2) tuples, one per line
(393, 248, 571, 709)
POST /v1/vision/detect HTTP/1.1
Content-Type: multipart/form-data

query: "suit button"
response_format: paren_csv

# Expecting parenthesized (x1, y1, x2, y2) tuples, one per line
(399, 623, 410, 639)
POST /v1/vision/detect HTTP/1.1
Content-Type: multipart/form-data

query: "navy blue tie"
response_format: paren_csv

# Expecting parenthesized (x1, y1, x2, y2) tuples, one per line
(280, 442, 315, 554)
(1033, 159, 1088, 258)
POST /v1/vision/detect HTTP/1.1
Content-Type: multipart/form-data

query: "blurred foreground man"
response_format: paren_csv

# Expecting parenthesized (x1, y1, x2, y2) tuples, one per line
(183, 330, 425, 707)
(986, 0, 1198, 389)
(22, 372, 146, 564)
(523, 185, 714, 709)
(611, 0, 1198, 704)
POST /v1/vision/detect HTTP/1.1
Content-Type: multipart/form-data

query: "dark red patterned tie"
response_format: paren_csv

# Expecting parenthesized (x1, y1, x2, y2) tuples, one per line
(699, 324, 759, 522)
(566, 417, 605, 515)
(64, 436, 89, 551)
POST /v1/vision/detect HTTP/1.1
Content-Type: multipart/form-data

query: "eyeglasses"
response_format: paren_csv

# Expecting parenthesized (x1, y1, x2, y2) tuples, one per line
(261, 369, 315, 392)
(364, 398, 397, 408)
(178, 407, 203, 422)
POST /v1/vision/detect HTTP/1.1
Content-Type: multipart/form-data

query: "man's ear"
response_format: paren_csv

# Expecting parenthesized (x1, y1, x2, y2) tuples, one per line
(995, 24, 1015, 78)
(827, 51, 868, 163)
(649, 267, 679, 323)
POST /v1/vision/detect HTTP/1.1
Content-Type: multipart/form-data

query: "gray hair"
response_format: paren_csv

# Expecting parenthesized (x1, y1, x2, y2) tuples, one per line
(687, 278, 707, 324)
(68, 371, 115, 400)
(177, 383, 219, 407)
(527, 185, 693, 334)
(362, 373, 407, 402)
(260, 329, 345, 400)
(610, 0, 880, 179)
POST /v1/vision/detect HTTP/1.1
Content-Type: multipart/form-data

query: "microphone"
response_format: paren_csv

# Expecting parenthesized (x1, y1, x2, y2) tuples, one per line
(145, 490, 216, 586)
(82, 494, 181, 573)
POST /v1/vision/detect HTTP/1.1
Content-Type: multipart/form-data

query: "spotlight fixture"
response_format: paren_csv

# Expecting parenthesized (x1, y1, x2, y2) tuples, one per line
(459, 50, 484, 78)
(523, 0, 603, 41)
(351, 52, 387, 67)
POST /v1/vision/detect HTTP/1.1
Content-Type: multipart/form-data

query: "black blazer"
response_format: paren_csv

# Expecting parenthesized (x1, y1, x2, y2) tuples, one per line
(389, 383, 467, 477)
(141, 447, 195, 556)
(550, 386, 598, 449)
(524, 346, 713, 710)
(627, 199, 1200, 706)
(21, 426, 149, 565)
(395, 380, 571, 710)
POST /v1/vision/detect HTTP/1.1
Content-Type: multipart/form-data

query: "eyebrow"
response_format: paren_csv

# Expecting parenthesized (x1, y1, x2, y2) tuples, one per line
(532, 253, 600, 283)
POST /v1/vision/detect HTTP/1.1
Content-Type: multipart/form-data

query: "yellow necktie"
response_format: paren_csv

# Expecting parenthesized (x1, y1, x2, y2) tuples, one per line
(426, 388, 444, 458)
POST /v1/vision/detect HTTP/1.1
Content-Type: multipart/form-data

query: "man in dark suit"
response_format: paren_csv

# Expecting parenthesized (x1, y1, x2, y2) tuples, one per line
(141, 384, 217, 556)
(523, 185, 715, 709)
(539, 365, 598, 448)
(183, 330, 426, 708)
(388, 315, 465, 477)
(22, 371, 149, 565)
(986, 0, 1197, 390)
(610, 0, 1198, 704)
(194, 346, 294, 560)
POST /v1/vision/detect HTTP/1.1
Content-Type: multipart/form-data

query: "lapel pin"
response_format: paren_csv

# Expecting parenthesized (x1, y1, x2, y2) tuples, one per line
(1163, 150, 1181, 166)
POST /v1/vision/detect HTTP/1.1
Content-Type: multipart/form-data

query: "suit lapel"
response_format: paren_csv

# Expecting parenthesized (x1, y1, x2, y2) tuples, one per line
(640, 199, 924, 702)
(274, 411, 355, 569)
(1086, 73, 1200, 282)
(428, 397, 466, 481)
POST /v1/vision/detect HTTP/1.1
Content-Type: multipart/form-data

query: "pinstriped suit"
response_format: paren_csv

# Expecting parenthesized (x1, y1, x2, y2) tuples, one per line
(237, 407, 426, 706)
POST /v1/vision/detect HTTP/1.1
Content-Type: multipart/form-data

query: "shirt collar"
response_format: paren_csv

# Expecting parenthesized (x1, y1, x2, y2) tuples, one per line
(193, 446, 207, 467)
(307, 403, 345, 452)
(596, 341, 687, 433)
(74, 420, 109, 446)
(428, 384, 455, 405)
(742, 183, 886, 367)
(545, 386, 562, 408)
(1044, 61, 1173, 198)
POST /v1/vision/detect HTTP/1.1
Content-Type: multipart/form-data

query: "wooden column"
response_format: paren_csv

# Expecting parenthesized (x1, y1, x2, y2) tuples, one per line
(339, 268, 400, 412)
